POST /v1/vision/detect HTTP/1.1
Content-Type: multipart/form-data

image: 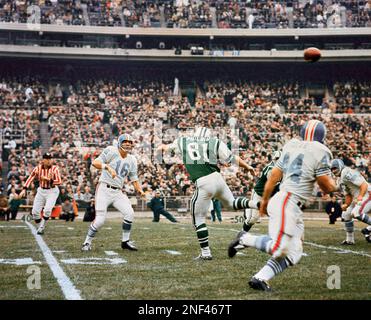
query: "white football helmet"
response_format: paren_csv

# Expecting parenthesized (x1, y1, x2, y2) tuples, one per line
(194, 127, 211, 139)
(272, 150, 282, 161)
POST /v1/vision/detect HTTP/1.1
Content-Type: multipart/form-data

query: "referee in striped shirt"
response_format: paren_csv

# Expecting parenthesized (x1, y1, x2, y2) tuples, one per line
(19, 152, 62, 234)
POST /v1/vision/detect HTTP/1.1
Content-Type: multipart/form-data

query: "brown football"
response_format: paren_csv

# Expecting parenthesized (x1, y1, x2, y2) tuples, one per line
(304, 47, 321, 62)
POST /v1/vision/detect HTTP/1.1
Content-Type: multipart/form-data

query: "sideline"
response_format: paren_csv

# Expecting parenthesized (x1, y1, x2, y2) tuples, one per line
(25, 221, 83, 300)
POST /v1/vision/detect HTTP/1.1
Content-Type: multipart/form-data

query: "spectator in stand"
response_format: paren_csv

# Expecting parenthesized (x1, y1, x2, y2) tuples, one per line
(325, 194, 342, 224)
(8, 187, 24, 220)
(60, 198, 75, 222)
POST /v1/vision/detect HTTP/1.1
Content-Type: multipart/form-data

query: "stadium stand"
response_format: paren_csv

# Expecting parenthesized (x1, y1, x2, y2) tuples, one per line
(0, 0, 369, 28)
(1, 71, 369, 205)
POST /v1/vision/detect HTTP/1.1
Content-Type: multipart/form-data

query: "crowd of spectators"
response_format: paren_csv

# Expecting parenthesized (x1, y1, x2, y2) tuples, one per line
(215, 0, 290, 29)
(333, 81, 371, 113)
(0, 0, 369, 28)
(0, 76, 369, 211)
(164, 0, 212, 28)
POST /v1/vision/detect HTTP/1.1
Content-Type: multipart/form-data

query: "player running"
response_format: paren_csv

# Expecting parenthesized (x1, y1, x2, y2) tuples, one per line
(81, 134, 145, 252)
(160, 127, 258, 260)
(228, 119, 337, 291)
(330, 159, 371, 244)
(242, 150, 282, 232)
(19, 152, 62, 235)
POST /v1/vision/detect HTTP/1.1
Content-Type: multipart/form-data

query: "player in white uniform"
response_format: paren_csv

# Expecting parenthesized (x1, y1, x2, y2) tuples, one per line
(81, 134, 145, 251)
(330, 159, 371, 244)
(228, 120, 337, 291)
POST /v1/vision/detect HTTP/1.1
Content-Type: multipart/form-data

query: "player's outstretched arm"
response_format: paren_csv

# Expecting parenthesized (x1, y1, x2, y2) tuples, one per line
(234, 155, 255, 175)
(132, 180, 146, 198)
(260, 167, 283, 216)
(355, 182, 368, 204)
(316, 175, 337, 195)
(92, 159, 116, 178)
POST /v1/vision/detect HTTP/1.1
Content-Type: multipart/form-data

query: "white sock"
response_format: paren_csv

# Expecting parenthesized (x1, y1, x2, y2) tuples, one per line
(84, 236, 93, 245)
(85, 224, 97, 244)
(254, 265, 276, 282)
(248, 200, 259, 209)
(240, 233, 259, 247)
(122, 232, 130, 242)
(39, 218, 47, 229)
(201, 247, 211, 256)
(346, 232, 354, 243)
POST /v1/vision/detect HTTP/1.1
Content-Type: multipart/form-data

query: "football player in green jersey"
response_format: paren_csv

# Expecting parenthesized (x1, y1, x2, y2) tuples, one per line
(242, 151, 282, 232)
(159, 127, 258, 260)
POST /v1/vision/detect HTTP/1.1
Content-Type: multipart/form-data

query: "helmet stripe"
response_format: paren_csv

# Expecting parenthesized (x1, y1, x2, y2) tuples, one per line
(305, 120, 314, 141)
(309, 121, 319, 141)
(304, 123, 310, 140)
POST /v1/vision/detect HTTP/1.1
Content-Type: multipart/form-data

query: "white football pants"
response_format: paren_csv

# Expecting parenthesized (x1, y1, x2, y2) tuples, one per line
(93, 183, 134, 229)
(267, 190, 304, 265)
(32, 187, 60, 220)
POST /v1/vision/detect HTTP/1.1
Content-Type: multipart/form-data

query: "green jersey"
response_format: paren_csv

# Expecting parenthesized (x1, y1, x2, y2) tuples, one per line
(254, 162, 280, 197)
(170, 136, 234, 182)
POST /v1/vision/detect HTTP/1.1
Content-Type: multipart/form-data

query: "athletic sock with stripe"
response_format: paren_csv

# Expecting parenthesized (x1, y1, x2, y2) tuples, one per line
(233, 197, 258, 210)
(240, 233, 272, 254)
(85, 223, 98, 244)
(254, 258, 290, 282)
(122, 220, 132, 242)
(196, 223, 210, 255)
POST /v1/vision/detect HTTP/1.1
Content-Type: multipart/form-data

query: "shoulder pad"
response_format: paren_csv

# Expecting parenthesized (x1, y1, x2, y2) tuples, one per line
(341, 167, 355, 181)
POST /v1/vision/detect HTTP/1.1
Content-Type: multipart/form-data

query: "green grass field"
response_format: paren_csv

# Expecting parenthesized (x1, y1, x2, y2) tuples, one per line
(0, 217, 370, 300)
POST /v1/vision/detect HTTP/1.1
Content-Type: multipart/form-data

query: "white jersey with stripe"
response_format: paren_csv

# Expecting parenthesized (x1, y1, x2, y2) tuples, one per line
(340, 167, 369, 198)
(96, 146, 138, 189)
(275, 138, 333, 201)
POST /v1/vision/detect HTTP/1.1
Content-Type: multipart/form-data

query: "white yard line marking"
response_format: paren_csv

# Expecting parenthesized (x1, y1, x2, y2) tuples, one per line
(104, 227, 112, 230)
(303, 241, 371, 258)
(104, 251, 119, 256)
(164, 250, 182, 255)
(0, 258, 41, 265)
(0, 225, 28, 229)
(61, 257, 127, 265)
(25, 221, 83, 300)
(67, 227, 74, 230)
(53, 250, 66, 254)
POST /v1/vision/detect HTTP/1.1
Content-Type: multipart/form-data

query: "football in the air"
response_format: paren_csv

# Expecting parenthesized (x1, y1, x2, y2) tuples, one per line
(304, 47, 321, 62)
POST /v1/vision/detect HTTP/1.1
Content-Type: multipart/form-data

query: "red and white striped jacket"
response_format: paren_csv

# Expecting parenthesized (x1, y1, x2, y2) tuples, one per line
(24, 164, 62, 189)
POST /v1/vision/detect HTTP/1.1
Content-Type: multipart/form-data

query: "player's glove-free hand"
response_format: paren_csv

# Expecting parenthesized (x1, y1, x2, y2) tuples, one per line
(105, 165, 117, 179)
(259, 199, 269, 216)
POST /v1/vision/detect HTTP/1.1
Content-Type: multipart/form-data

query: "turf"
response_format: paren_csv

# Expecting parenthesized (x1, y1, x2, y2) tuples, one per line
(0, 217, 370, 300)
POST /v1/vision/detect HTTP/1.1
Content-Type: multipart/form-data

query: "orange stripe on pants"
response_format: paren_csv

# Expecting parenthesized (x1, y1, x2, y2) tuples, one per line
(272, 192, 291, 254)
(359, 192, 371, 215)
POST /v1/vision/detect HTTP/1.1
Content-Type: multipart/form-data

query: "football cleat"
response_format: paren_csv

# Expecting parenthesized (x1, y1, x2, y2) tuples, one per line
(81, 243, 92, 251)
(361, 228, 371, 243)
(228, 231, 247, 258)
(248, 277, 272, 292)
(36, 226, 45, 235)
(121, 240, 138, 251)
(194, 254, 213, 261)
(341, 240, 355, 245)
